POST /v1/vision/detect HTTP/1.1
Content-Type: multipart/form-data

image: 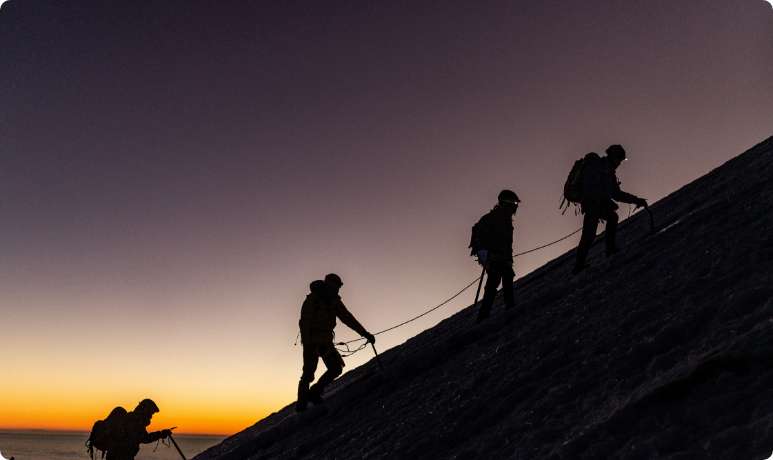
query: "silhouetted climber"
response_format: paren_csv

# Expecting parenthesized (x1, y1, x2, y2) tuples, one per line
(469, 189, 520, 322)
(572, 145, 647, 274)
(87, 398, 172, 460)
(296, 273, 375, 412)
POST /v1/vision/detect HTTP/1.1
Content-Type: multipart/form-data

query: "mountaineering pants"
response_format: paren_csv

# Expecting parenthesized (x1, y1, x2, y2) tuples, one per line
(575, 206, 619, 268)
(299, 342, 345, 396)
(478, 260, 515, 319)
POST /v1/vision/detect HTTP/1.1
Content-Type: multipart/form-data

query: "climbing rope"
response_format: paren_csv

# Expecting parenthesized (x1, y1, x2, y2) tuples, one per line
(334, 227, 583, 353)
(331, 203, 655, 357)
(336, 275, 483, 349)
(335, 340, 370, 357)
(512, 227, 583, 257)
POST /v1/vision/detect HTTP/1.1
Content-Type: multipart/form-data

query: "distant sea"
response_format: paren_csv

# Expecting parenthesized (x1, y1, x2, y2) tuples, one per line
(0, 430, 224, 460)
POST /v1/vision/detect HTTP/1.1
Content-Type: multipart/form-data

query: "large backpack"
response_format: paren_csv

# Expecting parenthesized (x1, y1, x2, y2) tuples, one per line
(468, 212, 492, 256)
(561, 152, 600, 213)
(86, 406, 127, 459)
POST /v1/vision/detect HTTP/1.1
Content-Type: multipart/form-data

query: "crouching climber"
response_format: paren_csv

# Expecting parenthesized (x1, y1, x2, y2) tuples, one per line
(296, 273, 375, 412)
(86, 398, 172, 460)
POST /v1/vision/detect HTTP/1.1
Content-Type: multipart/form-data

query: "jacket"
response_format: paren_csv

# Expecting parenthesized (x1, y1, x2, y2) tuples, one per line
(105, 411, 165, 460)
(470, 206, 514, 263)
(581, 156, 641, 213)
(299, 281, 369, 345)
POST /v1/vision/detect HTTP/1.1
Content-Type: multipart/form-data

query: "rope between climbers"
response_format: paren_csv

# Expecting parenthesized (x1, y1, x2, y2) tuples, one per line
(338, 276, 480, 346)
(513, 227, 582, 257)
(336, 227, 582, 350)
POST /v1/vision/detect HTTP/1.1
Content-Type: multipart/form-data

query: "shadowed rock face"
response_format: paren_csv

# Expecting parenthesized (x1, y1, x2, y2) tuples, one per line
(196, 136, 773, 460)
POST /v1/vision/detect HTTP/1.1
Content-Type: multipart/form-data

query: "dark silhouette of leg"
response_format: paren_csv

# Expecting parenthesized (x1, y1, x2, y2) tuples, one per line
(574, 212, 600, 273)
(604, 209, 619, 256)
(478, 263, 504, 321)
(308, 344, 344, 401)
(297, 345, 319, 411)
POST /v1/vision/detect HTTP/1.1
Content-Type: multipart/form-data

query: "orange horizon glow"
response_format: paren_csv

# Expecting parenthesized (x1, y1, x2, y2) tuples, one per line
(0, 401, 275, 436)
(0, 427, 232, 437)
(0, 414, 263, 436)
(0, 375, 291, 436)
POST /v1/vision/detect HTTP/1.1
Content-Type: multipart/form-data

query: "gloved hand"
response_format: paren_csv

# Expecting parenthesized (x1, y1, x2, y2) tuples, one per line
(476, 249, 488, 265)
(160, 429, 172, 439)
(635, 197, 648, 208)
(363, 332, 376, 344)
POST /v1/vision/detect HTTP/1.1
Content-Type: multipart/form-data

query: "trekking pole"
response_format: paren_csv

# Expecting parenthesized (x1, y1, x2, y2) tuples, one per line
(370, 343, 384, 371)
(644, 204, 655, 234)
(472, 264, 487, 306)
(169, 434, 187, 460)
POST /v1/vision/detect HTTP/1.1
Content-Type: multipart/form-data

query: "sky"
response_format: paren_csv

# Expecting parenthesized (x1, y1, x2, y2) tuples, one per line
(1, 0, 772, 435)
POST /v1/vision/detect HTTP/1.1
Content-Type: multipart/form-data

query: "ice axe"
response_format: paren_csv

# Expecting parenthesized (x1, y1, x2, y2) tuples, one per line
(639, 202, 655, 234)
(645, 206, 655, 234)
(370, 343, 384, 371)
(633, 201, 655, 235)
(168, 433, 187, 460)
(472, 264, 487, 307)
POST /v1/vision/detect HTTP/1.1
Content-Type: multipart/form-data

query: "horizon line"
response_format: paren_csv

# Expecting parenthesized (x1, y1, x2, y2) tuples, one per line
(0, 427, 228, 437)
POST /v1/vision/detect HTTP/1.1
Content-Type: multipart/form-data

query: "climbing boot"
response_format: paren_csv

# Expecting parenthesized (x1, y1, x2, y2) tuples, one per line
(296, 380, 310, 412)
(307, 386, 324, 405)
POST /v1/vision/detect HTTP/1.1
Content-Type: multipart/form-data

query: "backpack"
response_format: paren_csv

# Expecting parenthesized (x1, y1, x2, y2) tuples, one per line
(561, 152, 600, 213)
(468, 212, 491, 256)
(86, 406, 127, 459)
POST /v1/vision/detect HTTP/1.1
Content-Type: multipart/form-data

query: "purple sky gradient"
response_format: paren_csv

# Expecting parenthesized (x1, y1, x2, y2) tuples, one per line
(1, 0, 772, 431)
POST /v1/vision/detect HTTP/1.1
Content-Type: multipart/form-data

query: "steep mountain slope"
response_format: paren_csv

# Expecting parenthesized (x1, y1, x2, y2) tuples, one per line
(196, 137, 773, 460)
